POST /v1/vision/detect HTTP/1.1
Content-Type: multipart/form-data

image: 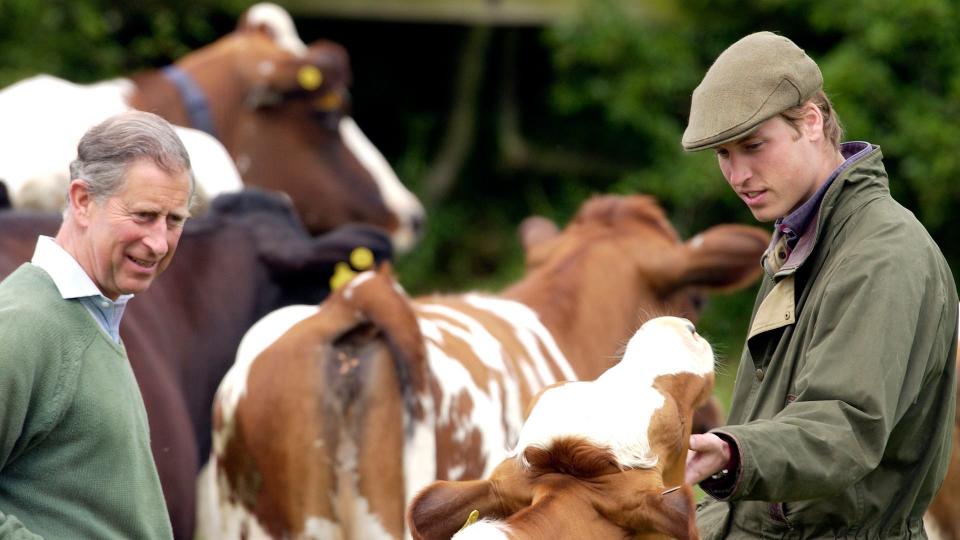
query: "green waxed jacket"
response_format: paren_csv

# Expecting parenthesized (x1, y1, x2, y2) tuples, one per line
(697, 146, 958, 539)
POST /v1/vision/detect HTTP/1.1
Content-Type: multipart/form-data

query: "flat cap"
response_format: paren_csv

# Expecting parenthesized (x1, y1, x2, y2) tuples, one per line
(682, 31, 822, 151)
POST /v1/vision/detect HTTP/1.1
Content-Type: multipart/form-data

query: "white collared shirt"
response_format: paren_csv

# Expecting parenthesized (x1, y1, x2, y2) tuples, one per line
(31, 236, 133, 343)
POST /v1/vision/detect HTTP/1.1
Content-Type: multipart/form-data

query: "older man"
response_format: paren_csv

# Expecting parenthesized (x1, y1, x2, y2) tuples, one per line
(683, 32, 958, 538)
(0, 111, 191, 538)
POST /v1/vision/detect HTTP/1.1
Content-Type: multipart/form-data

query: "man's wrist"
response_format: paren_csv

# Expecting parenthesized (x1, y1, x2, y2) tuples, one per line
(710, 468, 730, 481)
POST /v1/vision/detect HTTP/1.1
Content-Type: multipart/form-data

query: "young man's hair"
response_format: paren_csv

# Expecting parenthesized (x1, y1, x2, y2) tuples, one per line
(779, 89, 844, 150)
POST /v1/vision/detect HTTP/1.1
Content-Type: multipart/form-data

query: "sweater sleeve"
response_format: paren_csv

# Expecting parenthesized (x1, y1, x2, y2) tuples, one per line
(0, 306, 63, 539)
(718, 235, 956, 502)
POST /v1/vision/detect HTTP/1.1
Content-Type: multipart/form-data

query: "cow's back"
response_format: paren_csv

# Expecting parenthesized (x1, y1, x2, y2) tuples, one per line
(413, 294, 578, 482)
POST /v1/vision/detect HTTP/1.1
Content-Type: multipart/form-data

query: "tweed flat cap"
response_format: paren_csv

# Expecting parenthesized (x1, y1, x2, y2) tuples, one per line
(682, 31, 822, 151)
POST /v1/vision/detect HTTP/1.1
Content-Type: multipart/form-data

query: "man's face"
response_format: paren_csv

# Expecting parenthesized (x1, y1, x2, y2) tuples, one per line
(713, 115, 825, 222)
(79, 158, 191, 299)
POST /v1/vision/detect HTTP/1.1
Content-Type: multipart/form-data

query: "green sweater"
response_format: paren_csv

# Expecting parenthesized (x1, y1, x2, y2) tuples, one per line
(0, 264, 172, 539)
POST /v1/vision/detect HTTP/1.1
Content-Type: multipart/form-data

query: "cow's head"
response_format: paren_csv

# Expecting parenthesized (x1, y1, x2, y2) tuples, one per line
(507, 195, 768, 383)
(204, 189, 394, 307)
(142, 4, 426, 253)
(408, 316, 711, 540)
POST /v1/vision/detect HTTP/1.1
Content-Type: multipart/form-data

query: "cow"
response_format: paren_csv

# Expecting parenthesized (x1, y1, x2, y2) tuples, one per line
(0, 189, 392, 539)
(0, 2, 425, 253)
(204, 194, 771, 539)
(407, 315, 713, 540)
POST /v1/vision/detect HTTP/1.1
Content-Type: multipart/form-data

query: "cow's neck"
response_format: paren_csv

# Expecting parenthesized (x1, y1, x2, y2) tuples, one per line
(128, 37, 247, 150)
(503, 273, 641, 381)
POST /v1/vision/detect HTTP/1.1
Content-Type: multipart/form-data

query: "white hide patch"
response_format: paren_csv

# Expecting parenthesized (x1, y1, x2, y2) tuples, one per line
(0, 75, 241, 211)
(409, 295, 574, 482)
(453, 519, 511, 540)
(339, 117, 426, 254)
(511, 316, 714, 470)
(342, 270, 377, 301)
(331, 424, 395, 540)
(214, 304, 319, 431)
(242, 2, 308, 56)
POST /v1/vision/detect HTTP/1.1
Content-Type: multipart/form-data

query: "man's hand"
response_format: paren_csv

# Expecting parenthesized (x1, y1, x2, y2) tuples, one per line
(685, 433, 731, 485)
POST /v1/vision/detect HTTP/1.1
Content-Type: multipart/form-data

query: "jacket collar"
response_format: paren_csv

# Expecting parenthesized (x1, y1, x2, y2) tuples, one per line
(762, 143, 885, 278)
(750, 144, 886, 340)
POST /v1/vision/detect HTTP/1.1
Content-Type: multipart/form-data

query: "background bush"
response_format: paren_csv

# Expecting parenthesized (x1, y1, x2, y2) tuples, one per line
(3, 0, 958, 409)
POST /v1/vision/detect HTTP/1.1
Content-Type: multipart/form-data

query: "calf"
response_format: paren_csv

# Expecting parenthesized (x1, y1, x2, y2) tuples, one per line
(408, 316, 713, 540)
(206, 194, 769, 539)
(0, 189, 392, 539)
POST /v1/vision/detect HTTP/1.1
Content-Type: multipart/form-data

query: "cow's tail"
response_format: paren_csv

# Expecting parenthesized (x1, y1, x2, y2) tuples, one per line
(319, 263, 432, 539)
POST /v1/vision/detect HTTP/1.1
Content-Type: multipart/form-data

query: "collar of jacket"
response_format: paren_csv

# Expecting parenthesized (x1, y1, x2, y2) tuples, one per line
(749, 145, 886, 340)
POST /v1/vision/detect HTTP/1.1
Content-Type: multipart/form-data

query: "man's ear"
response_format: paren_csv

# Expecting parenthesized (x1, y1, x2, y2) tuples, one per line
(67, 179, 94, 226)
(800, 101, 825, 143)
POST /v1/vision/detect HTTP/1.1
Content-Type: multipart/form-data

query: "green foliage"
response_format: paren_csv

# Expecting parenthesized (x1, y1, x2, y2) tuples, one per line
(525, 0, 960, 407)
(4, 0, 958, 411)
(0, 0, 246, 86)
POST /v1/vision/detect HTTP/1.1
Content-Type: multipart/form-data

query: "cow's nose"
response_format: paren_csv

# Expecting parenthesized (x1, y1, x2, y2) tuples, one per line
(410, 213, 426, 238)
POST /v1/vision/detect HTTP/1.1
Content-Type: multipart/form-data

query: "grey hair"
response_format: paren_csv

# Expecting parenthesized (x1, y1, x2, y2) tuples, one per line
(69, 110, 195, 202)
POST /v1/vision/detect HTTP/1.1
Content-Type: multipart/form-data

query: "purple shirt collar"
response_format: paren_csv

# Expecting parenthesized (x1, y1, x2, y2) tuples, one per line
(776, 141, 873, 250)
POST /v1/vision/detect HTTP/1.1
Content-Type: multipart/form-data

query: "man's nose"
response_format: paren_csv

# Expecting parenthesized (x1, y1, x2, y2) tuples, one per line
(142, 221, 169, 256)
(725, 156, 751, 187)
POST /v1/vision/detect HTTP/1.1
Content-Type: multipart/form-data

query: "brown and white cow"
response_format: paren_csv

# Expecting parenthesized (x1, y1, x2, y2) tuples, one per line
(0, 190, 392, 539)
(0, 2, 424, 252)
(408, 316, 713, 540)
(205, 194, 770, 539)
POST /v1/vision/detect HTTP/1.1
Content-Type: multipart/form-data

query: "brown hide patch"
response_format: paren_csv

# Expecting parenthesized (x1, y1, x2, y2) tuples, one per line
(650, 372, 715, 487)
(524, 436, 621, 478)
(222, 266, 422, 537)
(421, 295, 570, 395)
(494, 465, 698, 540)
(414, 298, 498, 391)
(232, 314, 339, 537)
(432, 387, 487, 481)
(346, 266, 428, 417)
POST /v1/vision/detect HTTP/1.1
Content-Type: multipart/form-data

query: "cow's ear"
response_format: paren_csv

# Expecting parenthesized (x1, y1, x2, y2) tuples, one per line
(407, 458, 533, 540)
(407, 480, 498, 540)
(518, 216, 559, 267)
(670, 224, 769, 292)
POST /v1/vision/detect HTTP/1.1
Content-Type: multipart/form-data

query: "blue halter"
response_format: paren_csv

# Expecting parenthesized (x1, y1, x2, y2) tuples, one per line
(161, 65, 218, 138)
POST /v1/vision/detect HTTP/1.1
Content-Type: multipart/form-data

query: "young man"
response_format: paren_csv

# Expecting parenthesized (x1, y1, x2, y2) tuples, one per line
(682, 32, 958, 537)
(0, 111, 192, 538)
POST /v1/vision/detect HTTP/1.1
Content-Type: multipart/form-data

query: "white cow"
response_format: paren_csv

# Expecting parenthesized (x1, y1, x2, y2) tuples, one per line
(0, 74, 242, 212)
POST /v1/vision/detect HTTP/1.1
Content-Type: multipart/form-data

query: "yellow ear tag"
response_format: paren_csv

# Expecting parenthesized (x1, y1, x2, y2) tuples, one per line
(459, 509, 480, 531)
(314, 92, 343, 111)
(350, 247, 375, 271)
(297, 65, 323, 91)
(330, 261, 357, 291)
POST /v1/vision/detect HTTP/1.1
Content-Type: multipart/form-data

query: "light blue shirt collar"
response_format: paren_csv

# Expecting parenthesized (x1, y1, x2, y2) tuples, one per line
(31, 236, 133, 343)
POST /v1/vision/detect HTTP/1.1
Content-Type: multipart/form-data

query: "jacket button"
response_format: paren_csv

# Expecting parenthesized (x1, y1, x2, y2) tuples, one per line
(755, 369, 764, 382)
